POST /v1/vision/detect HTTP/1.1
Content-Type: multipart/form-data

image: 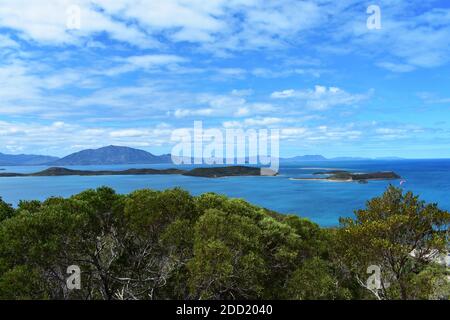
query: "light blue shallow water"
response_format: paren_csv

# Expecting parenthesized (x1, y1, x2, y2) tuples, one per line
(0, 159, 449, 227)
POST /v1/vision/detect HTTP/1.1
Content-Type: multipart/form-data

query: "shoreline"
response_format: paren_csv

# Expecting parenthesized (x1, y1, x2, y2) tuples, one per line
(289, 170, 401, 183)
(0, 166, 277, 179)
(289, 177, 353, 182)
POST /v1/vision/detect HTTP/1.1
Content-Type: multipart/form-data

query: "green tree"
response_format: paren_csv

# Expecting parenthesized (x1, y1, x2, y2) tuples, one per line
(0, 197, 92, 299)
(1, 185, 446, 300)
(336, 186, 449, 300)
(0, 197, 14, 222)
(188, 208, 265, 299)
(286, 257, 351, 300)
(17, 200, 42, 214)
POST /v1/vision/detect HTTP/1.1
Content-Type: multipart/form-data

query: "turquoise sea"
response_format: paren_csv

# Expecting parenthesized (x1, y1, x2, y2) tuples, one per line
(0, 159, 449, 226)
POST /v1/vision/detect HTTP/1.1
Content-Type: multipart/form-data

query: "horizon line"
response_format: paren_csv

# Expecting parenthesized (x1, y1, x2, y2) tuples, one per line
(2, 145, 450, 162)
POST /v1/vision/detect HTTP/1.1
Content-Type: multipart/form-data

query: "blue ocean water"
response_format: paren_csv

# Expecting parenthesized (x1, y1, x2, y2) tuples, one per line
(0, 159, 449, 227)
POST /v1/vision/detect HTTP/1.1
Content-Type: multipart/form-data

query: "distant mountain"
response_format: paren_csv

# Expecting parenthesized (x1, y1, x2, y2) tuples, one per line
(0, 152, 59, 166)
(282, 155, 405, 162)
(330, 157, 371, 161)
(282, 155, 327, 161)
(375, 157, 405, 160)
(50, 146, 172, 166)
(1, 147, 408, 167)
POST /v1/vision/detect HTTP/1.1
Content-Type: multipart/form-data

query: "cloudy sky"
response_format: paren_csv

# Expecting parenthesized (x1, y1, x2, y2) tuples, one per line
(0, 0, 450, 158)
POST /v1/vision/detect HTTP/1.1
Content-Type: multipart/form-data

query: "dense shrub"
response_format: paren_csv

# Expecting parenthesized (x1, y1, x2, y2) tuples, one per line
(0, 186, 447, 300)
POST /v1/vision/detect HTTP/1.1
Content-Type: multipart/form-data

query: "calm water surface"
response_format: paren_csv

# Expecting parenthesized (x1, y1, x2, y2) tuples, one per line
(0, 159, 449, 226)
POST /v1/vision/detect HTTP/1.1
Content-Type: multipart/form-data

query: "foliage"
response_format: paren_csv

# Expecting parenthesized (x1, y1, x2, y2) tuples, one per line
(0, 185, 447, 300)
(335, 186, 449, 300)
(0, 197, 14, 222)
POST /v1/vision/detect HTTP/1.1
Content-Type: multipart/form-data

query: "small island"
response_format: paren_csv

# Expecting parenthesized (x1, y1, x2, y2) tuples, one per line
(0, 166, 277, 179)
(290, 170, 401, 183)
(184, 166, 265, 178)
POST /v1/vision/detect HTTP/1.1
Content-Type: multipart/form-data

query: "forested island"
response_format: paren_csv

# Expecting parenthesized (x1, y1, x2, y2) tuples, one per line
(0, 186, 448, 300)
(291, 170, 401, 182)
(0, 166, 276, 178)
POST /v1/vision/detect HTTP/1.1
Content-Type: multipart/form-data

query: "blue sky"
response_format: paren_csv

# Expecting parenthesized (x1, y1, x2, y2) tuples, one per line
(0, 0, 450, 158)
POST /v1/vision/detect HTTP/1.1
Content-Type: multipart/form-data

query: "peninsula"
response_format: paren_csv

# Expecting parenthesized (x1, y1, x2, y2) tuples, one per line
(0, 166, 277, 178)
(290, 170, 400, 182)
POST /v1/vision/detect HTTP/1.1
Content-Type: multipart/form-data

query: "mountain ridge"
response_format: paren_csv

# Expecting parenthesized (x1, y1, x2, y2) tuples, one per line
(0, 152, 59, 166)
(1, 146, 407, 166)
(50, 145, 172, 166)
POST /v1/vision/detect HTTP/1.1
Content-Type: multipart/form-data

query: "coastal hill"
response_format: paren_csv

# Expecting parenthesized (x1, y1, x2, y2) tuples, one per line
(290, 170, 400, 183)
(50, 145, 172, 166)
(183, 166, 269, 177)
(0, 152, 59, 166)
(323, 171, 400, 181)
(0, 166, 277, 178)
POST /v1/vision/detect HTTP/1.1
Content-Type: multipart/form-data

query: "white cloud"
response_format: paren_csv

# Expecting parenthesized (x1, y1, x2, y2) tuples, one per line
(0, 1, 349, 57)
(280, 127, 308, 137)
(339, 4, 450, 70)
(0, 0, 157, 47)
(214, 68, 247, 78)
(223, 117, 284, 128)
(375, 126, 425, 140)
(271, 89, 296, 99)
(244, 117, 283, 126)
(104, 54, 188, 76)
(231, 89, 253, 97)
(109, 129, 149, 138)
(0, 61, 72, 115)
(417, 92, 450, 105)
(376, 62, 416, 73)
(0, 1, 448, 70)
(0, 34, 19, 48)
(271, 85, 369, 110)
(0, 120, 177, 156)
(174, 108, 215, 118)
(1, 1, 449, 157)
(172, 93, 277, 118)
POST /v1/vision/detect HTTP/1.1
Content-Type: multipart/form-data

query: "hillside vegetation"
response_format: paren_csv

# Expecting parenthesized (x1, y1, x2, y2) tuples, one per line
(0, 186, 448, 300)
